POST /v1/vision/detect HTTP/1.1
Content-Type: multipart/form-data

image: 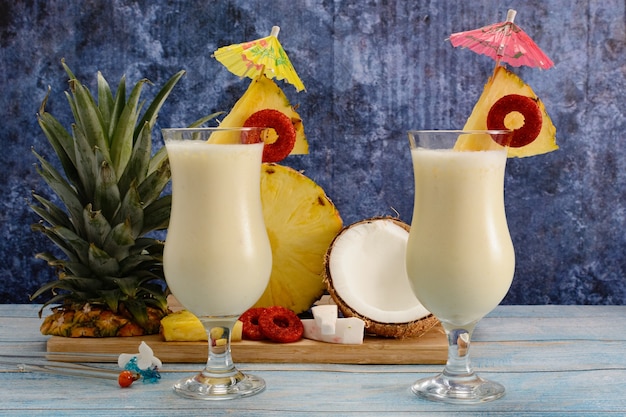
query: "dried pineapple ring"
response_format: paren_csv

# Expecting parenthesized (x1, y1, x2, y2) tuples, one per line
(258, 306, 303, 343)
(243, 109, 297, 163)
(487, 94, 543, 148)
(239, 307, 267, 340)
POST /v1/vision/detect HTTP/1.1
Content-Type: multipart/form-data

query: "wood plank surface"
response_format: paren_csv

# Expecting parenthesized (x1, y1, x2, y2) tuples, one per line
(3, 305, 626, 415)
(46, 323, 448, 364)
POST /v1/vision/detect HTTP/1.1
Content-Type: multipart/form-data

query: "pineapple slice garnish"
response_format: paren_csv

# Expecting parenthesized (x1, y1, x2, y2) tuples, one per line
(209, 74, 308, 154)
(456, 66, 557, 158)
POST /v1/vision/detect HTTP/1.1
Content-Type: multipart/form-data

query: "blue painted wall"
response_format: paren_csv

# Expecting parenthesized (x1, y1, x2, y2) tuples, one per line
(1, 0, 625, 305)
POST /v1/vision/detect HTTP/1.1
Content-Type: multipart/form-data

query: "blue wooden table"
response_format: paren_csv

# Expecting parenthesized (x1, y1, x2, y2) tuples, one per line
(1, 304, 625, 416)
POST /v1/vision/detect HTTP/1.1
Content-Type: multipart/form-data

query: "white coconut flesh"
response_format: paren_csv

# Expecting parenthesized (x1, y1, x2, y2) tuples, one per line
(326, 218, 431, 324)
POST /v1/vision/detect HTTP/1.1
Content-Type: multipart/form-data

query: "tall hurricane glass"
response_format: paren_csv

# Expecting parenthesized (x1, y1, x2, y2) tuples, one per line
(162, 127, 272, 400)
(406, 130, 514, 403)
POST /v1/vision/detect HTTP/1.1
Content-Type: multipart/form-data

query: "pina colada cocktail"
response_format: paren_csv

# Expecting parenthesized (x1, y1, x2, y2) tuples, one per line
(162, 128, 271, 400)
(406, 147, 514, 327)
(164, 140, 271, 317)
(406, 130, 514, 404)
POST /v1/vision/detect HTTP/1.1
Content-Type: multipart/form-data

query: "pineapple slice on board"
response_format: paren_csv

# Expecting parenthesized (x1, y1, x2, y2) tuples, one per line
(455, 66, 557, 158)
(160, 310, 207, 341)
(209, 75, 308, 154)
(255, 163, 343, 314)
(160, 310, 243, 342)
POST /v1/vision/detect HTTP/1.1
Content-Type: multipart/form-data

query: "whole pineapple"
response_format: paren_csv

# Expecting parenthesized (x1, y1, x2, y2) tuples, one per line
(30, 61, 184, 337)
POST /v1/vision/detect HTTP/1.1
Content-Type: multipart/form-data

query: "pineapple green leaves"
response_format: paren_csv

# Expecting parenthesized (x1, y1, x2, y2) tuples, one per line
(30, 62, 184, 331)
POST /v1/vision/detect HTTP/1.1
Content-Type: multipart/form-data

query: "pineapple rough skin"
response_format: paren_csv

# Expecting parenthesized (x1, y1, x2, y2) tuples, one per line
(40, 303, 166, 337)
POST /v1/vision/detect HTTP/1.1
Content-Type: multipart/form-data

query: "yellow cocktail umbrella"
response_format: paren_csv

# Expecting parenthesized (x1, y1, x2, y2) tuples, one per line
(213, 26, 305, 92)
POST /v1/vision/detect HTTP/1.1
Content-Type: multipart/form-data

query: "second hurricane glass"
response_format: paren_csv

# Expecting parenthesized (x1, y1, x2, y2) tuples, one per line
(405, 130, 514, 403)
(162, 127, 272, 400)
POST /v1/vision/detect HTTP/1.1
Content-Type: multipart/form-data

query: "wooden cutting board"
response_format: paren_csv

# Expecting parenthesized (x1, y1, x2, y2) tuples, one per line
(47, 323, 447, 365)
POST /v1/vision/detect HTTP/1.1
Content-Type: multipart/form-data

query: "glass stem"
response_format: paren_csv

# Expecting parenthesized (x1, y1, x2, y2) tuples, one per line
(441, 322, 477, 380)
(199, 317, 241, 379)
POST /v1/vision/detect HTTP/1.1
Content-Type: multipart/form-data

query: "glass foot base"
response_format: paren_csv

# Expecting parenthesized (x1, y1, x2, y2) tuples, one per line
(173, 372, 266, 400)
(411, 373, 505, 404)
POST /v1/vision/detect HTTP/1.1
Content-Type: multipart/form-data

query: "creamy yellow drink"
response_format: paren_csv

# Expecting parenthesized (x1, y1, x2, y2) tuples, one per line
(406, 148, 515, 327)
(163, 140, 272, 317)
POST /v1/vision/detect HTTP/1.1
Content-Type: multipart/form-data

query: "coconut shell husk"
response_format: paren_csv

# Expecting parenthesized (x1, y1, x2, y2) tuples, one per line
(323, 216, 440, 339)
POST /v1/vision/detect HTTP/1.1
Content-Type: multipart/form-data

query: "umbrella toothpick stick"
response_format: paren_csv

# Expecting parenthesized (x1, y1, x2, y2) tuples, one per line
(495, 9, 517, 71)
(256, 27, 281, 80)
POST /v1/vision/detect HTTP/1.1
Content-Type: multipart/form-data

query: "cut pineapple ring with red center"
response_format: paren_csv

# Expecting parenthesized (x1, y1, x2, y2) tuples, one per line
(243, 109, 297, 163)
(487, 94, 543, 148)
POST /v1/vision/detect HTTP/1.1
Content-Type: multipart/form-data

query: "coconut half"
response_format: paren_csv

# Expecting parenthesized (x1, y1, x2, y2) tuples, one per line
(324, 217, 438, 338)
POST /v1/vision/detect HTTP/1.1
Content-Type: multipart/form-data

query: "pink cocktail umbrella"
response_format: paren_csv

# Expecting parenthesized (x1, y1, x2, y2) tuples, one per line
(449, 9, 554, 70)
